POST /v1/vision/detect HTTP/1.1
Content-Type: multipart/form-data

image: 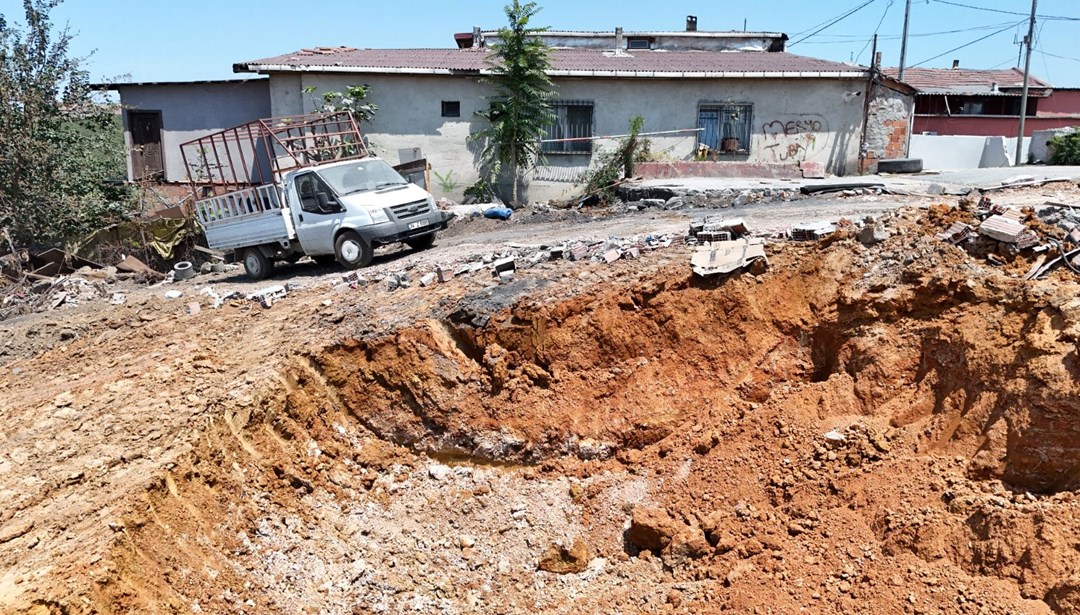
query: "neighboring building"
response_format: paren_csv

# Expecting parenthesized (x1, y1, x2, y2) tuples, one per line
(883, 65, 1080, 137)
(100, 20, 915, 201)
(92, 79, 270, 183)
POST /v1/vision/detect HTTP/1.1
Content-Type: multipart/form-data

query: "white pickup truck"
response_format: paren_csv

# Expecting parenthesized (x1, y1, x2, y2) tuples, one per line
(183, 112, 446, 279)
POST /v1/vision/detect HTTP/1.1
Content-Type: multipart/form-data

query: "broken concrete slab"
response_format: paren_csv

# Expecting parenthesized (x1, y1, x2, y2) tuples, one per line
(604, 249, 622, 264)
(791, 221, 837, 241)
(420, 272, 437, 287)
(691, 238, 768, 276)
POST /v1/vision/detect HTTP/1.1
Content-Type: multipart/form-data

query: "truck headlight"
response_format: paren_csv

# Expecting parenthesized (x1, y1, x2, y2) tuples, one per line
(370, 208, 389, 224)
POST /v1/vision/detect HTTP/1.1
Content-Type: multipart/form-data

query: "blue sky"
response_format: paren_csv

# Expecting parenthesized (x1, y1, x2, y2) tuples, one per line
(4, 0, 1079, 86)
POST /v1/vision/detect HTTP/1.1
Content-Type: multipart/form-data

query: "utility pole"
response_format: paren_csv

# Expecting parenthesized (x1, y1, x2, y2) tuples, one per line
(1015, 0, 1037, 166)
(898, 0, 912, 81)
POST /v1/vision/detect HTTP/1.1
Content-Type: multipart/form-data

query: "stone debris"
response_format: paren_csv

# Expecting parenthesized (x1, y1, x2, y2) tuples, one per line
(790, 221, 837, 241)
(248, 285, 287, 308)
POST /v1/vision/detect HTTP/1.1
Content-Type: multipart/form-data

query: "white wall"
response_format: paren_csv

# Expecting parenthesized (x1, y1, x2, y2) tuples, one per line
(268, 73, 869, 202)
(118, 80, 271, 182)
(911, 134, 1032, 170)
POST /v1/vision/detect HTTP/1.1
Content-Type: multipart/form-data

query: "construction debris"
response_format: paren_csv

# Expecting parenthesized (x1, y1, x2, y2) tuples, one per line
(791, 221, 837, 241)
(691, 238, 768, 277)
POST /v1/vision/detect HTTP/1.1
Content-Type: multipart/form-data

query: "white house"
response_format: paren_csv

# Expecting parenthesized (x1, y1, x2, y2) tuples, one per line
(101, 22, 913, 202)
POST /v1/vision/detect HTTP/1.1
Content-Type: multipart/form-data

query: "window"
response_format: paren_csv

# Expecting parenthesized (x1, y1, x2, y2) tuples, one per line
(627, 37, 652, 50)
(295, 172, 337, 214)
(441, 101, 461, 117)
(542, 100, 594, 155)
(698, 103, 753, 155)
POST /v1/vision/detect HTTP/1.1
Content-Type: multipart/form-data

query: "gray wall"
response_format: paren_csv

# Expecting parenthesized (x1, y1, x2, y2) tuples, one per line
(118, 80, 271, 182)
(270, 73, 869, 202)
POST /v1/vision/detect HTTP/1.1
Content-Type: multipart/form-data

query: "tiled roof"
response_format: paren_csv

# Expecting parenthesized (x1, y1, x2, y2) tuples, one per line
(882, 67, 1052, 94)
(235, 47, 865, 77)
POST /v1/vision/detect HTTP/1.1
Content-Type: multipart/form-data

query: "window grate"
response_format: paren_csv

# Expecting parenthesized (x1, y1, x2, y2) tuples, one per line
(543, 100, 594, 155)
(698, 103, 753, 155)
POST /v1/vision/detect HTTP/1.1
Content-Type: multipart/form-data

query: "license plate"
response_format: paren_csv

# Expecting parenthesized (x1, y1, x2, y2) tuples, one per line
(407, 221, 427, 230)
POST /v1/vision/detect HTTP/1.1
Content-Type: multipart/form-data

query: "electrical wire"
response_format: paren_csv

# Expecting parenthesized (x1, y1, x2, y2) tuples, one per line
(910, 21, 1022, 67)
(855, 0, 894, 63)
(789, 0, 879, 47)
(1037, 49, 1080, 63)
(930, 0, 1080, 21)
(802, 21, 1024, 40)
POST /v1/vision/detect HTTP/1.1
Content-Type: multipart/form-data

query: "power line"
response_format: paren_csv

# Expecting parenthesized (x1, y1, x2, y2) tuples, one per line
(910, 21, 1022, 67)
(804, 21, 1023, 40)
(856, 0, 894, 63)
(1038, 49, 1080, 63)
(931, 0, 1080, 21)
(789, 0, 879, 47)
(790, 0, 875, 36)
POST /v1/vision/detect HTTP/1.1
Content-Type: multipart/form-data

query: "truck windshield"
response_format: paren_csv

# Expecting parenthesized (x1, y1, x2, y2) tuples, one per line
(318, 160, 408, 196)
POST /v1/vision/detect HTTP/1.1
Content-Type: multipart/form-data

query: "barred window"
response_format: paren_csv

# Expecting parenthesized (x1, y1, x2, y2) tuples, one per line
(698, 103, 753, 154)
(542, 100, 594, 155)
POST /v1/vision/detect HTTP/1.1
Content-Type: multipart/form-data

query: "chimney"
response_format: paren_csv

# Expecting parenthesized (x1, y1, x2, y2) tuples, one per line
(615, 26, 624, 52)
(473, 26, 482, 48)
(686, 15, 698, 32)
(875, 51, 882, 69)
(952, 59, 960, 69)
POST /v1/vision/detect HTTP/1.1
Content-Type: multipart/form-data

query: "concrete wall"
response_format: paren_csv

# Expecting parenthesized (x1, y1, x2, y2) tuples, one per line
(913, 115, 1080, 137)
(273, 72, 868, 202)
(1039, 90, 1080, 116)
(862, 82, 914, 173)
(1030, 127, 1077, 163)
(117, 80, 271, 182)
(910, 134, 1031, 170)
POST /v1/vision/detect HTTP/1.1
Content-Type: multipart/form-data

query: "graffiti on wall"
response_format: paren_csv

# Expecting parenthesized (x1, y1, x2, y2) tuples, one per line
(761, 115, 830, 162)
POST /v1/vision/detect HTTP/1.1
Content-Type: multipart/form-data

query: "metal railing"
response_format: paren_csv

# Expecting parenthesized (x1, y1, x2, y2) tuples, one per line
(194, 184, 282, 226)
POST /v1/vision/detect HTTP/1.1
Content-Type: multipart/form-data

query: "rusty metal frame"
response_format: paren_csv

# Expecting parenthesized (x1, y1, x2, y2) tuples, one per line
(180, 111, 369, 201)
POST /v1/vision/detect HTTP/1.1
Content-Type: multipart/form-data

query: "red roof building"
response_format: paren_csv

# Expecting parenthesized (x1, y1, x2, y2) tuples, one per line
(883, 65, 1079, 137)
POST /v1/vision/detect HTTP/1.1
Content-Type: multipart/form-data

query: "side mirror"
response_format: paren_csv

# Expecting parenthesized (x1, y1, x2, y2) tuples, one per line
(315, 192, 335, 212)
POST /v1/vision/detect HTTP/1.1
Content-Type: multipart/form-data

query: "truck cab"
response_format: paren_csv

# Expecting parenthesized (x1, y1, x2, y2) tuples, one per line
(285, 158, 445, 269)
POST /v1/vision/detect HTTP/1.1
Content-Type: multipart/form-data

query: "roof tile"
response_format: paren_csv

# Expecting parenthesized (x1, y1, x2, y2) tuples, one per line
(236, 47, 863, 75)
(882, 67, 1051, 93)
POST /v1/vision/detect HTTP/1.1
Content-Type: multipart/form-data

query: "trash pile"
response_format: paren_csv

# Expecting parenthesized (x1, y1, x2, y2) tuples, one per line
(930, 196, 1080, 279)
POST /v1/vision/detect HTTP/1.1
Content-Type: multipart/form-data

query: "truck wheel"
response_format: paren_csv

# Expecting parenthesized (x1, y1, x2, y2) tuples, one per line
(242, 248, 273, 280)
(335, 231, 373, 269)
(311, 254, 337, 267)
(405, 233, 436, 251)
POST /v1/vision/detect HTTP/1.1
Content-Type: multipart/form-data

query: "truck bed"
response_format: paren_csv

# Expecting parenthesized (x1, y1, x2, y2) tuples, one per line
(195, 184, 296, 252)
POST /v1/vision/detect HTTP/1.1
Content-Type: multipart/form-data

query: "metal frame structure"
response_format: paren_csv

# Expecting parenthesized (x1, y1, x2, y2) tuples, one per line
(180, 111, 368, 198)
(180, 111, 368, 227)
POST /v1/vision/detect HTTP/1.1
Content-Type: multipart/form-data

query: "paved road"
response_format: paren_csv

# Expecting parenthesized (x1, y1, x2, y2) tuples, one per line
(638, 166, 1080, 195)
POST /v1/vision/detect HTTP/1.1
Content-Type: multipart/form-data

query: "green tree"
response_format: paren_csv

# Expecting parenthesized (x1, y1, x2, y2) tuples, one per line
(303, 84, 378, 122)
(471, 1, 554, 206)
(0, 0, 129, 247)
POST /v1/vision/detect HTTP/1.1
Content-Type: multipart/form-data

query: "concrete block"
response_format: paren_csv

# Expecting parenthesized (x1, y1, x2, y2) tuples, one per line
(857, 225, 891, 245)
(420, 272, 437, 287)
(492, 257, 516, 274)
(604, 249, 622, 264)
